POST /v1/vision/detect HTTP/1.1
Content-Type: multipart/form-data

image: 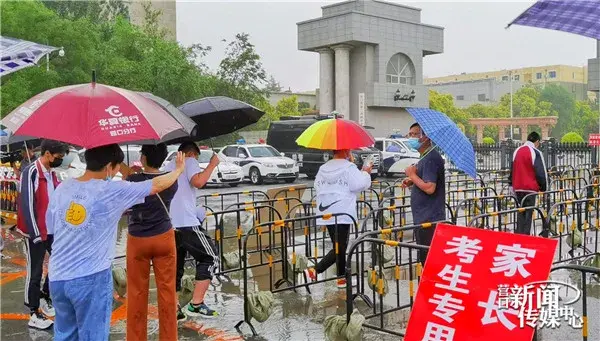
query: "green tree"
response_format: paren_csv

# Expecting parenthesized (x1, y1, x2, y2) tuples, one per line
(274, 96, 300, 118)
(539, 84, 577, 138)
(483, 137, 496, 145)
(561, 132, 584, 143)
(498, 86, 555, 119)
(218, 33, 267, 95)
(571, 101, 600, 139)
(42, 0, 129, 23)
(429, 90, 471, 133)
(264, 75, 282, 93)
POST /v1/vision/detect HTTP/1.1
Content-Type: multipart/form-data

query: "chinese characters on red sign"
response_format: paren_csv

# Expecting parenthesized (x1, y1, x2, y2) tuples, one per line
(404, 223, 558, 341)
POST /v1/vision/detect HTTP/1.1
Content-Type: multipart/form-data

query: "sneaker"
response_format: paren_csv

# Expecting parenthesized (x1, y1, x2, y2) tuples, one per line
(39, 297, 55, 317)
(304, 268, 317, 282)
(177, 304, 187, 322)
(28, 312, 53, 330)
(336, 279, 347, 289)
(185, 302, 218, 318)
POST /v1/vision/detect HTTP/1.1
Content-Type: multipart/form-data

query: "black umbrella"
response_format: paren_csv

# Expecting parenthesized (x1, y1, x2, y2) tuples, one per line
(177, 96, 264, 140)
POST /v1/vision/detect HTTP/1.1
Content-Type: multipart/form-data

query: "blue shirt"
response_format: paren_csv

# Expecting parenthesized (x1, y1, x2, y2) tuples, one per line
(47, 178, 152, 281)
(165, 158, 203, 228)
(410, 149, 446, 225)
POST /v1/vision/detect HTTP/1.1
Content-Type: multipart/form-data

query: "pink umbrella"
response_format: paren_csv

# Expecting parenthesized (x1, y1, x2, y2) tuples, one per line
(1, 82, 192, 148)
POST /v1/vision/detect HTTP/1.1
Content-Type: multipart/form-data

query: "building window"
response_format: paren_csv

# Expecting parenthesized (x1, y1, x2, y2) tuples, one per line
(502, 75, 509, 81)
(385, 53, 415, 85)
(548, 71, 557, 78)
(573, 72, 576, 79)
(514, 75, 520, 81)
(536, 72, 542, 79)
(478, 94, 486, 101)
(456, 95, 464, 101)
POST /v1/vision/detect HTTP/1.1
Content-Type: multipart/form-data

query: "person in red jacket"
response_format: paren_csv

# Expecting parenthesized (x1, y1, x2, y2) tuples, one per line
(17, 139, 68, 330)
(510, 132, 548, 235)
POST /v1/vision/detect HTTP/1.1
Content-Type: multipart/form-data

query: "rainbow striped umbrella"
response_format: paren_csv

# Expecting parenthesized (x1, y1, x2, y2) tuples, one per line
(295, 118, 375, 150)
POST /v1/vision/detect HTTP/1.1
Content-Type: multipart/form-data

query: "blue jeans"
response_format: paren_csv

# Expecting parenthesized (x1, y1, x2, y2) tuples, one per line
(50, 269, 113, 341)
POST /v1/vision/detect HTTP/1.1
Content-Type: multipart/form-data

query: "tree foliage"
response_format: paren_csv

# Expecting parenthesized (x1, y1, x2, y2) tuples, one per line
(561, 132, 584, 143)
(42, 0, 129, 23)
(218, 33, 267, 96)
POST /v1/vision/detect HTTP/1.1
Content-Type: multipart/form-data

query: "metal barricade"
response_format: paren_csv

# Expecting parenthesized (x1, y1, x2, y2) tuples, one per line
(272, 185, 314, 203)
(549, 264, 600, 341)
(196, 190, 269, 211)
(468, 206, 549, 236)
(235, 213, 359, 336)
(446, 187, 498, 210)
(454, 195, 519, 226)
(445, 178, 485, 192)
(551, 176, 588, 192)
(546, 198, 600, 264)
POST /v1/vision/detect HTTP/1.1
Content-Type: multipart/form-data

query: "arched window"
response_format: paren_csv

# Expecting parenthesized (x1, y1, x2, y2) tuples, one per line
(385, 53, 415, 85)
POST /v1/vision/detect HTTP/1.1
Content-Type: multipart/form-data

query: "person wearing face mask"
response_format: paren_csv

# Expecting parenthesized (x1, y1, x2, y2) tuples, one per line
(45, 144, 185, 340)
(304, 149, 372, 289)
(16, 139, 68, 330)
(402, 123, 446, 265)
(11, 142, 37, 179)
(510, 131, 548, 235)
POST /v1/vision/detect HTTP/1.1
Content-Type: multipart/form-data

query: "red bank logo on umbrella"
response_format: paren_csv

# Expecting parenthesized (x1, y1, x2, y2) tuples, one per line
(98, 105, 142, 138)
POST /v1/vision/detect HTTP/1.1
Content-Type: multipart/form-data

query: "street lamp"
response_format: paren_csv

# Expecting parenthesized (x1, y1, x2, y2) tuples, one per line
(46, 47, 65, 72)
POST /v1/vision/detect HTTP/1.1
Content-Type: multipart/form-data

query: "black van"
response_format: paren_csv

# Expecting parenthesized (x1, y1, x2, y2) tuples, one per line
(267, 116, 382, 179)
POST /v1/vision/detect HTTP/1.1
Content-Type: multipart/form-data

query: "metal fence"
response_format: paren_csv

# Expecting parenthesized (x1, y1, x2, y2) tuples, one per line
(466, 139, 598, 172)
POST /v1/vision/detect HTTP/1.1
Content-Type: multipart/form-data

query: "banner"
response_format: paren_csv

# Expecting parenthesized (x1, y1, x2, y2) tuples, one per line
(404, 223, 558, 341)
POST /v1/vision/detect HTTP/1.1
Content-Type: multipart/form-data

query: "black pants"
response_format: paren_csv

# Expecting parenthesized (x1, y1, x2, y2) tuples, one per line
(175, 227, 218, 291)
(24, 235, 52, 312)
(315, 224, 350, 277)
(516, 193, 536, 235)
(415, 224, 436, 264)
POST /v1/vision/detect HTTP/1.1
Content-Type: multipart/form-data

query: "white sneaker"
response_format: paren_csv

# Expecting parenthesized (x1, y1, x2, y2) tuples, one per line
(28, 312, 53, 330)
(39, 298, 55, 317)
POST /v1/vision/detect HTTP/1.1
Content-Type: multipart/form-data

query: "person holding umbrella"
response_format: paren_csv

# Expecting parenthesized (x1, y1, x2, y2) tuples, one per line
(45, 144, 185, 340)
(294, 117, 374, 288)
(402, 123, 446, 264)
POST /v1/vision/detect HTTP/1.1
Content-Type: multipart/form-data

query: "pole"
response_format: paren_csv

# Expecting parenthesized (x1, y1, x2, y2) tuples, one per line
(597, 39, 599, 134)
(510, 70, 514, 140)
(46, 53, 49, 72)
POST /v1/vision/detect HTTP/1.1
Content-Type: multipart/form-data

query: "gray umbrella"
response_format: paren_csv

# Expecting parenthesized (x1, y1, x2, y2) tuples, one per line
(136, 92, 197, 142)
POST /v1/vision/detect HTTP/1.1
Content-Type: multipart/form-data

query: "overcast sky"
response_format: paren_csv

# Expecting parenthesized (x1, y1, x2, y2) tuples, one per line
(176, 0, 598, 92)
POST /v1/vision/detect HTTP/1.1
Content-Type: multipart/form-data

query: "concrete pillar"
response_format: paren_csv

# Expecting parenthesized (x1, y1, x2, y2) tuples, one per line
(476, 125, 484, 144)
(540, 125, 550, 140)
(498, 126, 506, 142)
(316, 48, 335, 115)
(333, 44, 352, 117)
(520, 124, 528, 141)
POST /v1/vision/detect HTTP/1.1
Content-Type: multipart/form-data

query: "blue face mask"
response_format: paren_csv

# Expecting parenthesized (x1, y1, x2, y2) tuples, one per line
(406, 138, 422, 151)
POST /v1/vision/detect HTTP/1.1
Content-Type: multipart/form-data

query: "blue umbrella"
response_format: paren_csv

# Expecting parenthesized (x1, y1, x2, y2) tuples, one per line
(406, 107, 476, 178)
(0, 129, 7, 136)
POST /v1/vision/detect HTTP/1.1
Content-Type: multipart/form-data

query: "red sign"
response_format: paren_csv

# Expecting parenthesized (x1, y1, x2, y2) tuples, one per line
(404, 223, 558, 341)
(589, 133, 600, 146)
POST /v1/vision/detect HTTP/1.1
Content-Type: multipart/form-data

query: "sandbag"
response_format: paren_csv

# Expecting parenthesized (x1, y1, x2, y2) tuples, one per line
(323, 309, 365, 341)
(178, 275, 195, 306)
(112, 266, 127, 298)
(223, 252, 241, 269)
(367, 268, 388, 296)
(246, 291, 275, 323)
(374, 244, 396, 264)
(286, 253, 309, 281)
(566, 226, 583, 248)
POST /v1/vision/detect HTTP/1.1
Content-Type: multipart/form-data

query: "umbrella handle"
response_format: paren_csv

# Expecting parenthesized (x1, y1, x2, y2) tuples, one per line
(209, 138, 222, 176)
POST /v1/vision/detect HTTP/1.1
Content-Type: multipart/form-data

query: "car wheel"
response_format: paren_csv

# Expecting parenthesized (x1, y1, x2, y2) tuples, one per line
(249, 167, 263, 185)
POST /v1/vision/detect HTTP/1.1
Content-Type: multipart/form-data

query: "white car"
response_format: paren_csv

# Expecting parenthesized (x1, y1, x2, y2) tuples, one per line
(163, 149, 244, 187)
(374, 138, 420, 176)
(218, 144, 299, 185)
(57, 146, 142, 182)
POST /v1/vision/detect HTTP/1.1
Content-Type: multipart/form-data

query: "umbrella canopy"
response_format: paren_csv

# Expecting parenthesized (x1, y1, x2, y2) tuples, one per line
(508, 0, 600, 40)
(1, 83, 192, 149)
(136, 92, 197, 139)
(406, 108, 476, 178)
(0, 36, 59, 77)
(295, 118, 375, 150)
(178, 96, 264, 140)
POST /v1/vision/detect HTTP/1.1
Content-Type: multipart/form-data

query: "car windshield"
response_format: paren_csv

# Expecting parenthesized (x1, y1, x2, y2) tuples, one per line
(248, 146, 280, 157)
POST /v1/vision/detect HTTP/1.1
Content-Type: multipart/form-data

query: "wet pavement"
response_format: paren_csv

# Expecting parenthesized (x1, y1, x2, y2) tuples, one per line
(1, 178, 599, 340)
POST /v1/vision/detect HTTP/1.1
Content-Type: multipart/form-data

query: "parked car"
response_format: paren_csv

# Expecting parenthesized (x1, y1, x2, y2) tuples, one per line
(218, 144, 298, 184)
(163, 148, 244, 187)
(267, 116, 382, 179)
(373, 138, 420, 176)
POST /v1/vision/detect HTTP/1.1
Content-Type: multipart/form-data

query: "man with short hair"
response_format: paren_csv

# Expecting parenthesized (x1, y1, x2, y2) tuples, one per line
(165, 141, 220, 318)
(17, 139, 68, 329)
(510, 131, 548, 235)
(403, 123, 446, 264)
(12, 142, 37, 179)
